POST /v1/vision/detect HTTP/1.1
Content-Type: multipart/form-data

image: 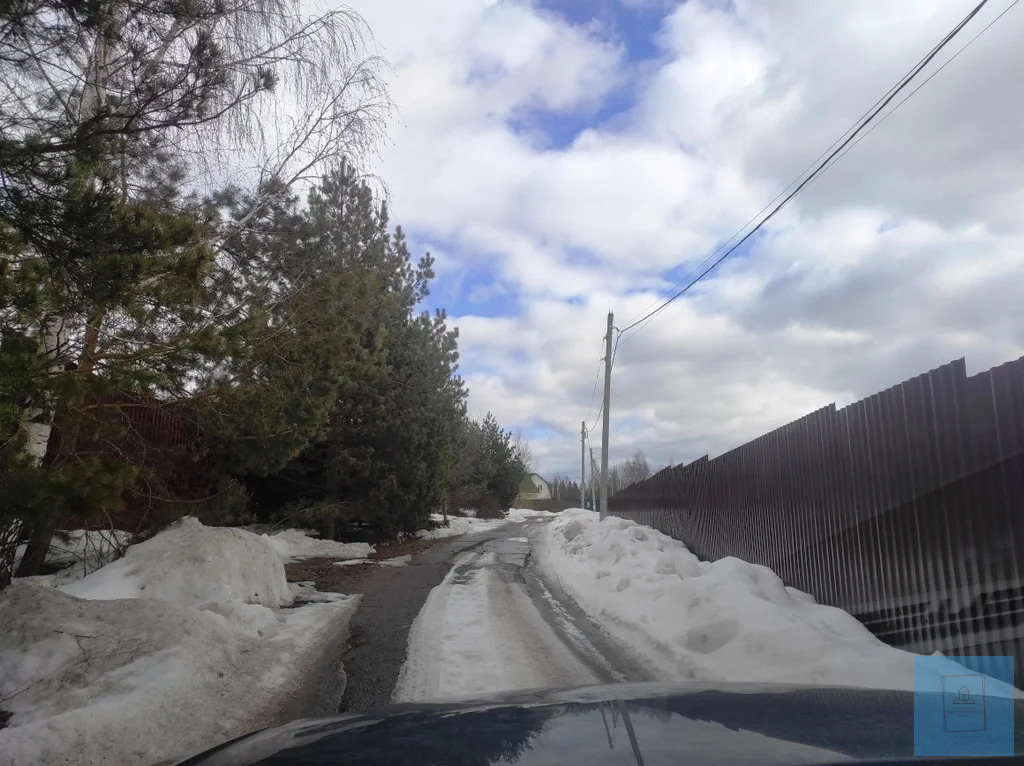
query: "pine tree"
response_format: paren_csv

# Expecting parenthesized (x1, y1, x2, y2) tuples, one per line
(256, 166, 467, 536)
(0, 0, 389, 582)
(195, 183, 376, 486)
(446, 414, 529, 515)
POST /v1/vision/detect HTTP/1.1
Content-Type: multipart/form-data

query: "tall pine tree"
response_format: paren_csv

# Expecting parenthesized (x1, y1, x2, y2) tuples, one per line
(255, 165, 467, 536)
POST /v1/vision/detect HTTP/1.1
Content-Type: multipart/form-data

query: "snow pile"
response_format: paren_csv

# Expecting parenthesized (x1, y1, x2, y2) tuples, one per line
(64, 517, 291, 607)
(0, 517, 360, 765)
(505, 508, 558, 522)
(541, 510, 1018, 694)
(262, 528, 374, 563)
(415, 514, 509, 539)
(414, 508, 555, 540)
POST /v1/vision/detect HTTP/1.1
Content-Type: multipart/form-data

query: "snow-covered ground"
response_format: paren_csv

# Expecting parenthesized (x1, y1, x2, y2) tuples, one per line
(505, 508, 559, 522)
(15, 504, 991, 763)
(394, 508, 1018, 708)
(414, 508, 556, 540)
(261, 528, 373, 563)
(394, 543, 596, 702)
(414, 514, 507, 539)
(540, 509, 1019, 696)
(0, 517, 360, 766)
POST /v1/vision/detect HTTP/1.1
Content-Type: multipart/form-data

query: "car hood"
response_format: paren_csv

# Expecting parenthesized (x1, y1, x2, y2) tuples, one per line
(167, 682, 1024, 765)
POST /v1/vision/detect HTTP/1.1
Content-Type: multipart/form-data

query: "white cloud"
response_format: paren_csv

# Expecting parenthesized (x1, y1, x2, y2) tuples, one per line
(345, 0, 1024, 477)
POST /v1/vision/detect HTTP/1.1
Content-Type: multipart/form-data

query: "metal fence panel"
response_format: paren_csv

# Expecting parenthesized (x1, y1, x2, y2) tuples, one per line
(608, 356, 1024, 685)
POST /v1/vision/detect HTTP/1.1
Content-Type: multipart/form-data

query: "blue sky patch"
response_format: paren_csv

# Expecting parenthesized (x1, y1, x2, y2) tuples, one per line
(507, 88, 638, 150)
(536, 0, 663, 62)
(508, 0, 666, 150)
(434, 263, 519, 319)
(658, 227, 769, 288)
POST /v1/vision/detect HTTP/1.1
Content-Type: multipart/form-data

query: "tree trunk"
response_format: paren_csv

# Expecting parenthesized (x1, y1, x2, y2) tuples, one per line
(21, 313, 64, 460)
(15, 308, 104, 577)
(13, 517, 57, 577)
(10, 15, 113, 582)
(8, 313, 66, 578)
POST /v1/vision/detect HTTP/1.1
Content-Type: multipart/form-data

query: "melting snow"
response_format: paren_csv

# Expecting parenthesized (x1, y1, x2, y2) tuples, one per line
(540, 510, 1019, 696)
(261, 528, 374, 563)
(0, 517, 359, 765)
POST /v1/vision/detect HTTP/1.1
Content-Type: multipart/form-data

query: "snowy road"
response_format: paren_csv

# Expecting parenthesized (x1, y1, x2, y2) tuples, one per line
(393, 517, 653, 702)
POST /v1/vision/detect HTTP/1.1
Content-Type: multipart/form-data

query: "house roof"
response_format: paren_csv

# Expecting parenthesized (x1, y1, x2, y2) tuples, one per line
(519, 475, 542, 494)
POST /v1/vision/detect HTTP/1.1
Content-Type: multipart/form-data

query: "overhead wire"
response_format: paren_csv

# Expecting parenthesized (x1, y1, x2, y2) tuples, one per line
(618, 8, 963, 331)
(619, 2, 1015, 348)
(588, 328, 624, 434)
(616, 0, 996, 344)
(818, 0, 1019, 177)
(582, 334, 607, 432)
(583, 357, 603, 427)
(587, 399, 604, 435)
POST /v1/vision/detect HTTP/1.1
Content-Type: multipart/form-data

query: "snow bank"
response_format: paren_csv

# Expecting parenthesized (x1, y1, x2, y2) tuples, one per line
(413, 508, 555, 540)
(542, 510, 1018, 695)
(64, 517, 292, 608)
(505, 508, 558, 522)
(0, 518, 360, 765)
(415, 514, 509, 539)
(262, 528, 374, 563)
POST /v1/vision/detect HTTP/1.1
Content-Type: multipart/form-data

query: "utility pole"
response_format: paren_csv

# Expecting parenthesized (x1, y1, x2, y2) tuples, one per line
(590, 449, 599, 514)
(580, 421, 587, 510)
(600, 311, 613, 520)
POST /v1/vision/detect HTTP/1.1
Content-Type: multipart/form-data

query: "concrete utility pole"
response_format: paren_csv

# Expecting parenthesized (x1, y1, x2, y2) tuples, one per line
(580, 421, 587, 510)
(600, 311, 613, 520)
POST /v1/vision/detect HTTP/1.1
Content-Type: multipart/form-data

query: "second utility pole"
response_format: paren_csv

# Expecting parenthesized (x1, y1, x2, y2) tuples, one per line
(580, 421, 587, 511)
(600, 311, 613, 520)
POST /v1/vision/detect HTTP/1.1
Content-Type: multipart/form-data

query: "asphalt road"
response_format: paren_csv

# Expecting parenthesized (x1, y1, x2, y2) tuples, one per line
(336, 529, 504, 713)
(324, 518, 653, 715)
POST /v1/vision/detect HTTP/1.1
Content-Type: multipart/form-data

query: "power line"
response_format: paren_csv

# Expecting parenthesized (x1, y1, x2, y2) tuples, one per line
(819, 0, 1019, 176)
(588, 324, 623, 434)
(617, 0, 996, 342)
(609, 330, 621, 373)
(583, 334, 606, 430)
(583, 356, 602, 424)
(619, 13, 961, 331)
(587, 400, 603, 434)
(620, 0, 992, 338)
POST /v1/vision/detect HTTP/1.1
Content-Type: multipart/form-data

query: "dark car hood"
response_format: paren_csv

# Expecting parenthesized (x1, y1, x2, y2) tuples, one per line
(167, 682, 1024, 765)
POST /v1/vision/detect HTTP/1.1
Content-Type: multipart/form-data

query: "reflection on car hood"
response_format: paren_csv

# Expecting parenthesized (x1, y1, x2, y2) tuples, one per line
(168, 682, 1024, 766)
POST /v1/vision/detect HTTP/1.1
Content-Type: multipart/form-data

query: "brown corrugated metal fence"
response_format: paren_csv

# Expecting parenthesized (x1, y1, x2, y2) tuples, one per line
(608, 356, 1024, 684)
(74, 394, 211, 531)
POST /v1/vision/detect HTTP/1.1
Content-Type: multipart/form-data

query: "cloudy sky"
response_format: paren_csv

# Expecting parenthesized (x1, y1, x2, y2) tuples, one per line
(343, 0, 1024, 479)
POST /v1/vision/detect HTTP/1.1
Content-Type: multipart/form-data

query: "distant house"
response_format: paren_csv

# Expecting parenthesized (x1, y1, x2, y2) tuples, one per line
(517, 473, 552, 501)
